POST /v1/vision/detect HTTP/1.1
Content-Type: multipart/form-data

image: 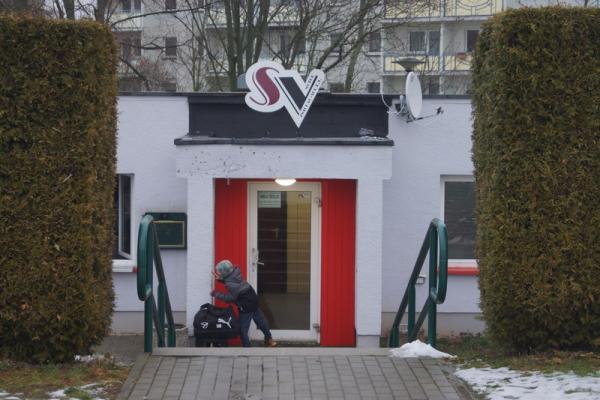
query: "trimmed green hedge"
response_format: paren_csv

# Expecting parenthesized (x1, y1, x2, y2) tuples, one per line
(0, 15, 117, 363)
(472, 7, 600, 351)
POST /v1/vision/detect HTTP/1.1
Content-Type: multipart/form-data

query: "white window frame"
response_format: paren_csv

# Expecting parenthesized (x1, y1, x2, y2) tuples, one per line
(113, 174, 136, 272)
(408, 30, 440, 55)
(440, 175, 477, 268)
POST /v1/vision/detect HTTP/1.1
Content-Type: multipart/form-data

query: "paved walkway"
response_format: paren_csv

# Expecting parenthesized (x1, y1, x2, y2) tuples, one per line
(118, 348, 469, 400)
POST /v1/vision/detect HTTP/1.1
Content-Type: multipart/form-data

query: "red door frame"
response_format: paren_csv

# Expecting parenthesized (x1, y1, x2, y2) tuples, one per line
(214, 178, 356, 346)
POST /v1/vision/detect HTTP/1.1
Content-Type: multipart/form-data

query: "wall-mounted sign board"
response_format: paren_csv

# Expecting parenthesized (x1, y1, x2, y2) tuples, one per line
(145, 212, 187, 249)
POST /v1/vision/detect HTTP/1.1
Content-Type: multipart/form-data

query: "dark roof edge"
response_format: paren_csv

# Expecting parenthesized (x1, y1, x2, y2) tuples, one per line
(174, 137, 394, 146)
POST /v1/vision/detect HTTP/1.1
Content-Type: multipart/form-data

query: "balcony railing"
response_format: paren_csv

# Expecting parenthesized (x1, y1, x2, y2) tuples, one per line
(385, 0, 501, 19)
(205, 5, 300, 27)
(209, 56, 308, 76)
(383, 53, 473, 74)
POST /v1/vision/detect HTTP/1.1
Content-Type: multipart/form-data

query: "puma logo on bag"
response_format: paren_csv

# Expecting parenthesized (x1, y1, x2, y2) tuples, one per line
(216, 317, 232, 329)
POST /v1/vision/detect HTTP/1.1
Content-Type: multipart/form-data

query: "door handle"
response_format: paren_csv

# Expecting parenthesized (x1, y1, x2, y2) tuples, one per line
(251, 248, 265, 268)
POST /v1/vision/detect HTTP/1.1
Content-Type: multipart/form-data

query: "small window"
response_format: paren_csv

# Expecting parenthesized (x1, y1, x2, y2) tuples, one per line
(113, 175, 132, 259)
(162, 81, 177, 92)
(121, 0, 131, 12)
(422, 76, 440, 95)
(368, 31, 381, 53)
(409, 31, 426, 53)
(165, 37, 177, 58)
(330, 33, 342, 54)
(165, 0, 176, 10)
(279, 33, 290, 56)
(367, 82, 380, 94)
(329, 82, 345, 92)
(132, 32, 141, 57)
(466, 30, 479, 53)
(298, 36, 306, 54)
(428, 30, 440, 55)
(133, 0, 141, 11)
(443, 179, 476, 260)
(118, 77, 142, 92)
(118, 31, 141, 59)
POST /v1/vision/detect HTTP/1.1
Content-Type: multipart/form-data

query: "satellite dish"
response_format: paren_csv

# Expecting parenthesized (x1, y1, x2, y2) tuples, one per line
(405, 72, 422, 120)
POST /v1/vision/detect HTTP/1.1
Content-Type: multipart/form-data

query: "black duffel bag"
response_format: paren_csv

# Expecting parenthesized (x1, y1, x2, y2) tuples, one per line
(193, 303, 240, 346)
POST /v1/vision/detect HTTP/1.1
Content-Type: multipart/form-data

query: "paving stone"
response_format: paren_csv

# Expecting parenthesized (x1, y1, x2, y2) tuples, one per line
(120, 353, 465, 400)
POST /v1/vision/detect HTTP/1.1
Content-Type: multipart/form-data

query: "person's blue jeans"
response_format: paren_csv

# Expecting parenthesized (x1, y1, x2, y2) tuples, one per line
(239, 308, 272, 347)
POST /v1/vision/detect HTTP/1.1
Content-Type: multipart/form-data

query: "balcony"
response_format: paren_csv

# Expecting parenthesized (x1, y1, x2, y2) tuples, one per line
(209, 55, 308, 77)
(382, 53, 473, 74)
(385, 0, 502, 19)
(205, 5, 300, 28)
(111, 11, 144, 30)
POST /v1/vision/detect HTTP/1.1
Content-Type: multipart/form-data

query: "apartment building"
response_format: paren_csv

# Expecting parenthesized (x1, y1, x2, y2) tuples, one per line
(111, 0, 597, 94)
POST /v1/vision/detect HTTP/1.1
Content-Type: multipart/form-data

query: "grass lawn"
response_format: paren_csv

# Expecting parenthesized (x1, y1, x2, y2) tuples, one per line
(437, 335, 600, 375)
(0, 358, 130, 399)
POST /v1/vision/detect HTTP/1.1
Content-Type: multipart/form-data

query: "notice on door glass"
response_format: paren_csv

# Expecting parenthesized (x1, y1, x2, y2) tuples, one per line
(258, 191, 281, 208)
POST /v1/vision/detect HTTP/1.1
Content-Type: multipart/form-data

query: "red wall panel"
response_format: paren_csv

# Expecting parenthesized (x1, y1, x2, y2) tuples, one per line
(320, 180, 356, 346)
(214, 179, 248, 277)
(214, 179, 248, 346)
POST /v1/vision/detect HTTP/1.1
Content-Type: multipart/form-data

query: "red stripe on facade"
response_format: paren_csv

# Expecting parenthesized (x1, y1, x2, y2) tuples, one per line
(214, 179, 248, 346)
(448, 266, 479, 276)
(320, 180, 356, 346)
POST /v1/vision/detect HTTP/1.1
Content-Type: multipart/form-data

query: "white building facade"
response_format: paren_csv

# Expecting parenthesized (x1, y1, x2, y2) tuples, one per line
(111, 92, 482, 345)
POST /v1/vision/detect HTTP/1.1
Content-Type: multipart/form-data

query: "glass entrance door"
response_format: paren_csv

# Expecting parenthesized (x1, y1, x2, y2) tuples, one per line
(248, 182, 320, 341)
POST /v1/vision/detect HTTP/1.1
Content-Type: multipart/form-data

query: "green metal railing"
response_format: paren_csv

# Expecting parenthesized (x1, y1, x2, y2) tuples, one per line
(137, 214, 176, 352)
(389, 218, 448, 348)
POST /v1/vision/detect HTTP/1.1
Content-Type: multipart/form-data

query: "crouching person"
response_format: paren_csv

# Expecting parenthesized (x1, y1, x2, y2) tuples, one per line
(210, 259, 277, 347)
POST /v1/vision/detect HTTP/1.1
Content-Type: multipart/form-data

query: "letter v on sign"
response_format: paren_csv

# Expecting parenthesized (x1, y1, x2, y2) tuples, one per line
(244, 61, 325, 128)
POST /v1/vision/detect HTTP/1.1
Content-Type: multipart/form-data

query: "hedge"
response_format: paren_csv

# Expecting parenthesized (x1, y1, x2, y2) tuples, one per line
(472, 7, 600, 351)
(0, 15, 118, 363)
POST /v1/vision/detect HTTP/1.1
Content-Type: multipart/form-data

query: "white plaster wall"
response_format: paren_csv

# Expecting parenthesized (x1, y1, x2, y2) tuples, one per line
(114, 95, 189, 313)
(382, 99, 481, 326)
(175, 144, 392, 180)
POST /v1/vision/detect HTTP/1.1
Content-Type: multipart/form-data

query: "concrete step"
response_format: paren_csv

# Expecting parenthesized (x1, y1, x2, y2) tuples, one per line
(153, 346, 393, 357)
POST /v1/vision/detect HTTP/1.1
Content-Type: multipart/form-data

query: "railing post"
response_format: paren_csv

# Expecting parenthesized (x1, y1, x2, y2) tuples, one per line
(144, 230, 154, 353)
(408, 285, 415, 341)
(158, 282, 166, 347)
(428, 228, 438, 348)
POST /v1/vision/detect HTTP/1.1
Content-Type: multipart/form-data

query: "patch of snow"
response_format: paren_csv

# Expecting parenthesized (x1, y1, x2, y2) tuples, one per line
(48, 384, 107, 400)
(455, 367, 600, 400)
(48, 389, 66, 398)
(389, 340, 457, 359)
(74, 354, 105, 363)
(0, 391, 9, 397)
(79, 383, 100, 390)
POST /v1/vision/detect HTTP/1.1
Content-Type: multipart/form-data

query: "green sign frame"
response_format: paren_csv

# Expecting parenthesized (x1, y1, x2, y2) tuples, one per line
(145, 212, 187, 249)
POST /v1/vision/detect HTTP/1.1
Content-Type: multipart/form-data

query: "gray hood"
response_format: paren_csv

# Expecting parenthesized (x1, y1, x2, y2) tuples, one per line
(214, 266, 251, 304)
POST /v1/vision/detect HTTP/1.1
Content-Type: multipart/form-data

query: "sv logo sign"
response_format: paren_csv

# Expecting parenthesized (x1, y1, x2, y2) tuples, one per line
(244, 61, 325, 128)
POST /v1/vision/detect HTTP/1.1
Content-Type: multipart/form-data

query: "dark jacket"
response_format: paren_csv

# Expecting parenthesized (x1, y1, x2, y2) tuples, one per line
(213, 267, 258, 313)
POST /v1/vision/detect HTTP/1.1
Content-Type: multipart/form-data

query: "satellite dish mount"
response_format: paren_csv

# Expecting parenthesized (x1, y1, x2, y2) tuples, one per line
(392, 57, 443, 122)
